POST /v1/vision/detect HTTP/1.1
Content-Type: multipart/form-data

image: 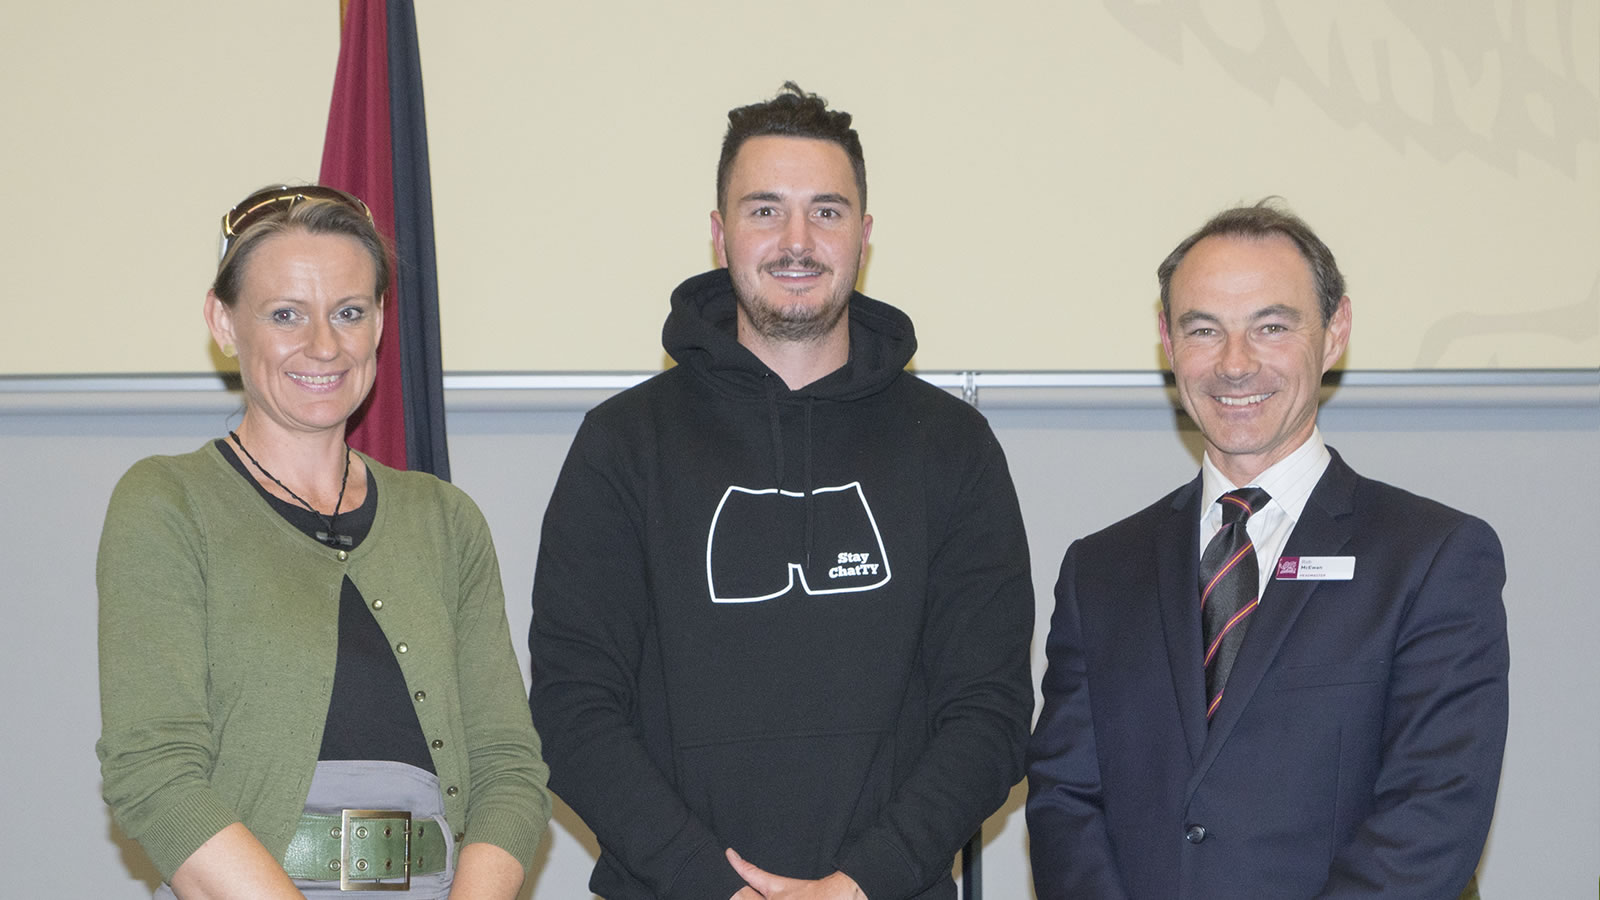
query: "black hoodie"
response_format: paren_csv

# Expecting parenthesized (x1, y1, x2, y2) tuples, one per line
(530, 269, 1034, 900)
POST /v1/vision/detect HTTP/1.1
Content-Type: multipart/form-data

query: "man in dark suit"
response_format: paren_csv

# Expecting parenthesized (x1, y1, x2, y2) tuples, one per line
(1026, 200, 1509, 899)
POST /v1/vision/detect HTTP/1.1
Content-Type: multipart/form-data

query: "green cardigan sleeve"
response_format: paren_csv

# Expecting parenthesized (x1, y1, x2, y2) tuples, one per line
(439, 481, 552, 870)
(95, 457, 241, 881)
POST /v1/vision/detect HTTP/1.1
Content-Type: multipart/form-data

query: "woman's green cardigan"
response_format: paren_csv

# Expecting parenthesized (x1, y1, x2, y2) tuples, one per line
(96, 443, 550, 882)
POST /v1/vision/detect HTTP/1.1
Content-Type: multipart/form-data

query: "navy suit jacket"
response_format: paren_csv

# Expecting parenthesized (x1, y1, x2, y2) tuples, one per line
(1026, 450, 1508, 899)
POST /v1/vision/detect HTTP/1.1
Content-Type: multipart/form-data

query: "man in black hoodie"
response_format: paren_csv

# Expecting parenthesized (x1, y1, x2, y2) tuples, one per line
(529, 83, 1035, 900)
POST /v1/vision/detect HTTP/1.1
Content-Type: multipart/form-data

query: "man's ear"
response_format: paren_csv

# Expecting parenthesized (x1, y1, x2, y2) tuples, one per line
(710, 209, 728, 268)
(1157, 308, 1175, 366)
(1322, 295, 1352, 373)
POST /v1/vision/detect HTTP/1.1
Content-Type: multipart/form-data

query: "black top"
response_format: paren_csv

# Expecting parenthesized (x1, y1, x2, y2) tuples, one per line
(217, 439, 434, 772)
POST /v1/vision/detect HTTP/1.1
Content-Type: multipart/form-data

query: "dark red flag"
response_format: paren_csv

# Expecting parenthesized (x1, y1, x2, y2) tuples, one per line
(320, 0, 450, 479)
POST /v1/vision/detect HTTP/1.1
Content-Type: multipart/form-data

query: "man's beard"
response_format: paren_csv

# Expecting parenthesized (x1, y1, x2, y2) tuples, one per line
(734, 255, 854, 344)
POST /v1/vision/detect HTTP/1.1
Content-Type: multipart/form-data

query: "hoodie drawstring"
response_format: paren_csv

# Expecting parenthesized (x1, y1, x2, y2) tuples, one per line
(803, 396, 815, 569)
(766, 383, 818, 571)
(766, 378, 785, 490)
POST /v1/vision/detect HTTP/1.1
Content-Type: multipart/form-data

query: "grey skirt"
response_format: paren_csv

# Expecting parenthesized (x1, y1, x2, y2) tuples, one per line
(155, 760, 455, 899)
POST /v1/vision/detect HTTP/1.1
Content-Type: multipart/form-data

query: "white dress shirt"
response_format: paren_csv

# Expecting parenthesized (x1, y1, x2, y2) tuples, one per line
(1198, 428, 1332, 598)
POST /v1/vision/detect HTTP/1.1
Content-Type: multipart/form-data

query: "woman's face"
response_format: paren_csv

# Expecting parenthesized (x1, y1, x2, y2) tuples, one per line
(205, 230, 382, 442)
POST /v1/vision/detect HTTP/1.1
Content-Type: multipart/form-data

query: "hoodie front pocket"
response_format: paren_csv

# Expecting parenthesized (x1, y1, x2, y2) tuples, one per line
(675, 727, 893, 878)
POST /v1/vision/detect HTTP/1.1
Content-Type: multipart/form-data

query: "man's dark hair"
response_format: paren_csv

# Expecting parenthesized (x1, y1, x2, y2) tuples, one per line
(717, 81, 867, 213)
(1157, 198, 1346, 324)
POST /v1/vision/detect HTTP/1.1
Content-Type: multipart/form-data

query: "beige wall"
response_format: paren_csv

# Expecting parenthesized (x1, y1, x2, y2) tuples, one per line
(4, 0, 1597, 374)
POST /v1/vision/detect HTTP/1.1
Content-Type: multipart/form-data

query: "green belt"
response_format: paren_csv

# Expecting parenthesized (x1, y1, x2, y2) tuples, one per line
(283, 809, 447, 890)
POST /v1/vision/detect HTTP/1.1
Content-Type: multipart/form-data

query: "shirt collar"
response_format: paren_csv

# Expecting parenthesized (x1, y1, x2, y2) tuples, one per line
(1200, 427, 1331, 525)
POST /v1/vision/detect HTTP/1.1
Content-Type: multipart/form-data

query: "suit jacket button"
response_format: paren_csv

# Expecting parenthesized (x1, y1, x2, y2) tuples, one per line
(1185, 824, 1207, 843)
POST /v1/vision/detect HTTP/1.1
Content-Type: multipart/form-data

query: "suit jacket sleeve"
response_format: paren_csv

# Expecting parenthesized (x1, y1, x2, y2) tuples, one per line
(1025, 539, 1132, 900)
(1316, 515, 1509, 898)
(527, 418, 748, 900)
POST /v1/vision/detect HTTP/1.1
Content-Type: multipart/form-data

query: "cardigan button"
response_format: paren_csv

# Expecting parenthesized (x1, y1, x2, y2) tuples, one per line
(414, 690, 425, 702)
(1184, 824, 1207, 844)
(396, 642, 408, 654)
(446, 786, 459, 796)
(336, 550, 348, 562)
(432, 739, 444, 749)
(371, 599, 383, 610)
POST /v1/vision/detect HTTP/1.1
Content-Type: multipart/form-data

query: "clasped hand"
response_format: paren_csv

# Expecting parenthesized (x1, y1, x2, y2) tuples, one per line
(727, 848, 867, 900)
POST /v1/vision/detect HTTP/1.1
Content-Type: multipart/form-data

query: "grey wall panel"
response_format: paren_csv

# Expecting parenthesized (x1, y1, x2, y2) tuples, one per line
(445, 407, 604, 898)
(4, 374, 1593, 898)
(2, 409, 242, 899)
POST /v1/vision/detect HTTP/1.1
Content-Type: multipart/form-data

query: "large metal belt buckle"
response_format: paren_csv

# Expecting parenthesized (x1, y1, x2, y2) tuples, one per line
(339, 808, 411, 891)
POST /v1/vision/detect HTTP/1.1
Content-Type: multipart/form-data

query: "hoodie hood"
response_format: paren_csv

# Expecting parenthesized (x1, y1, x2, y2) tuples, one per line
(663, 268, 917, 402)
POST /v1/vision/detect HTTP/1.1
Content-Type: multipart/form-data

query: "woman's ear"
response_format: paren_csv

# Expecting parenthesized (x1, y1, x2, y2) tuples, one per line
(203, 291, 236, 357)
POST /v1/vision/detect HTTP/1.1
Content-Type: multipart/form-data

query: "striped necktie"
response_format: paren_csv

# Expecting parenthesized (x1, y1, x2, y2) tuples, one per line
(1199, 486, 1271, 722)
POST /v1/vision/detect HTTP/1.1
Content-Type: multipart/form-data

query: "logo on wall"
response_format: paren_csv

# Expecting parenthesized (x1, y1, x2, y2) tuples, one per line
(706, 482, 892, 603)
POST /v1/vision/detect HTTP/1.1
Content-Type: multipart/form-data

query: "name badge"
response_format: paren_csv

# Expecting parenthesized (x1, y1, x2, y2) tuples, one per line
(1275, 556, 1355, 580)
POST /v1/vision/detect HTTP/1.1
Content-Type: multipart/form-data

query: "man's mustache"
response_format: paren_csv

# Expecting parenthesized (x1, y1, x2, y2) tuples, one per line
(764, 256, 831, 275)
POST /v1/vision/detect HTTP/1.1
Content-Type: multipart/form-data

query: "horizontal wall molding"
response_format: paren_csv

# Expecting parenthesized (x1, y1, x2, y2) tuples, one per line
(2, 370, 1594, 416)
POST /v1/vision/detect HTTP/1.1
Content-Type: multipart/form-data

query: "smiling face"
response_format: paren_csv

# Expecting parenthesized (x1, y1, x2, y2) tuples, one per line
(710, 135, 872, 346)
(204, 229, 382, 443)
(1159, 233, 1351, 485)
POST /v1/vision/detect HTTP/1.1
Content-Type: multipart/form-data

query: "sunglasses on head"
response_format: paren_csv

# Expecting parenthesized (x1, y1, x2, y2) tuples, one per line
(218, 185, 374, 260)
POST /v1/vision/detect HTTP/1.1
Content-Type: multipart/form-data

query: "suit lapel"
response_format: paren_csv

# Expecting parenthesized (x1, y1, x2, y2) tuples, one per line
(1155, 477, 1208, 763)
(1186, 452, 1360, 797)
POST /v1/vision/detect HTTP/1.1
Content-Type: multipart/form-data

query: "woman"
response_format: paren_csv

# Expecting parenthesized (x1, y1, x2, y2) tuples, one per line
(96, 185, 550, 898)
